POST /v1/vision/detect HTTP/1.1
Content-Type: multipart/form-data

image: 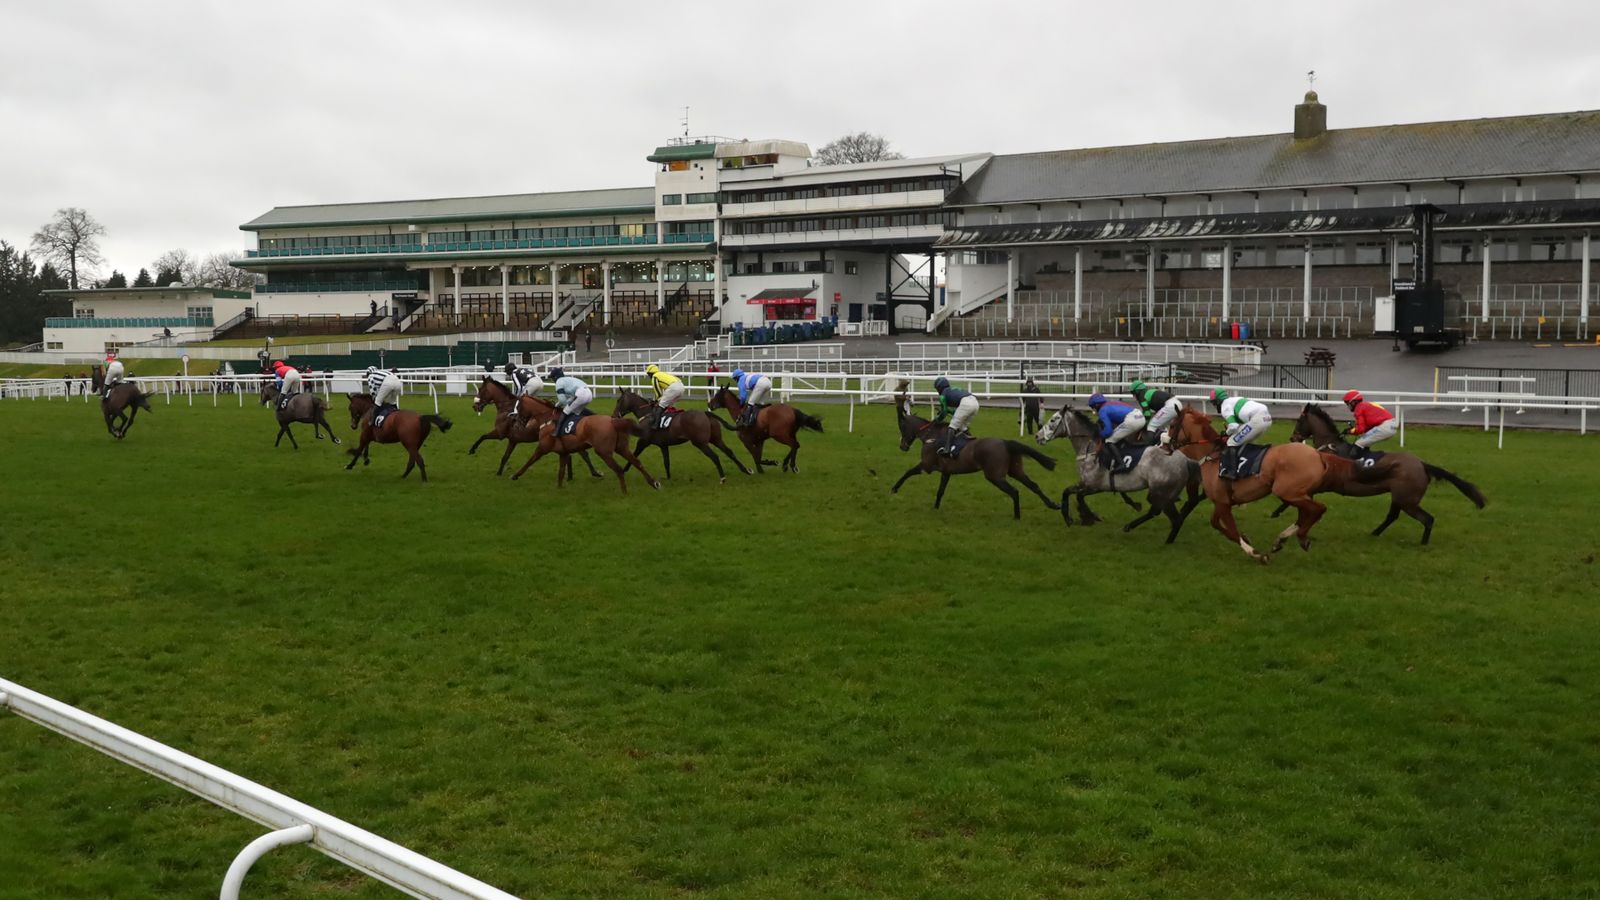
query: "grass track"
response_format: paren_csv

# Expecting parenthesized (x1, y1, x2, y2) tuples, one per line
(1, 396, 1597, 898)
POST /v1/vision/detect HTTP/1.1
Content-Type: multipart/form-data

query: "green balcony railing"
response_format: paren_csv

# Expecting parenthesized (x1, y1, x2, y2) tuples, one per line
(46, 315, 214, 329)
(247, 233, 685, 259)
(256, 281, 421, 294)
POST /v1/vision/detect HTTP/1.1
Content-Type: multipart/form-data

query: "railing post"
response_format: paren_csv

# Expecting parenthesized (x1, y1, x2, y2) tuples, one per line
(220, 824, 314, 900)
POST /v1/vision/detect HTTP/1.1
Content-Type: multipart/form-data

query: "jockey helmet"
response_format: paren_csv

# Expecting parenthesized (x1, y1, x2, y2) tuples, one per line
(1088, 392, 1107, 408)
(645, 364, 660, 376)
(365, 366, 377, 377)
(503, 362, 515, 374)
(1209, 388, 1229, 407)
(732, 368, 746, 381)
(1343, 389, 1364, 405)
(1130, 379, 1147, 394)
(549, 368, 565, 380)
(933, 376, 950, 392)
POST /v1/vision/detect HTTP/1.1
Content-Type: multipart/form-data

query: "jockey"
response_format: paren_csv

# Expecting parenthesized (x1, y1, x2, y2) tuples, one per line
(644, 363, 684, 433)
(103, 352, 125, 394)
(1342, 390, 1397, 452)
(1087, 392, 1145, 455)
(731, 367, 772, 427)
(931, 376, 978, 457)
(1210, 388, 1272, 479)
(365, 366, 402, 421)
(551, 367, 592, 436)
(503, 363, 544, 424)
(1129, 379, 1181, 445)
(273, 360, 301, 398)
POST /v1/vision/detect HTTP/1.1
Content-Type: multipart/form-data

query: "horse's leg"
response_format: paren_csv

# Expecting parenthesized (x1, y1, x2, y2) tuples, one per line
(1271, 496, 1327, 554)
(581, 449, 604, 478)
(468, 431, 497, 454)
(890, 464, 925, 493)
(1161, 498, 1187, 544)
(1211, 502, 1268, 563)
(1408, 505, 1435, 545)
(345, 436, 371, 470)
(933, 471, 952, 508)
(782, 437, 800, 473)
(274, 423, 288, 447)
(612, 443, 660, 491)
(1010, 468, 1059, 511)
(659, 444, 672, 479)
(693, 442, 728, 484)
(987, 474, 1022, 519)
(1076, 489, 1103, 526)
(749, 436, 769, 474)
(1121, 497, 1162, 533)
(400, 440, 418, 479)
(510, 444, 549, 480)
(286, 424, 300, 450)
(711, 431, 753, 475)
(1372, 503, 1403, 537)
(1118, 493, 1143, 512)
(319, 413, 342, 445)
(1270, 500, 1291, 519)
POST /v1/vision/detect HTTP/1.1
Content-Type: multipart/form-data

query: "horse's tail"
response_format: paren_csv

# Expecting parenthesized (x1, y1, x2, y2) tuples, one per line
(423, 414, 453, 434)
(794, 410, 824, 433)
(1004, 440, 1057, 470)
(1423, 463, 1487, 509)
(133, 388, 153, 411)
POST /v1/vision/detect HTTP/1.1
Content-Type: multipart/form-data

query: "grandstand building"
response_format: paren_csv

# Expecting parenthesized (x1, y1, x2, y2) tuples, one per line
(934, 93, 1600, 341)
(41, 286, 252, 354)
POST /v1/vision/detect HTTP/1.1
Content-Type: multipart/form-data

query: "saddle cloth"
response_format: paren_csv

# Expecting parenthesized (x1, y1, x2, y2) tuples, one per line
(372, 405, 397, 429)
(1098, 443, 1149, 475)
(944, 430, 972, 456)
(1231, 443, 1271, 478)
(559, 410, 595, 435)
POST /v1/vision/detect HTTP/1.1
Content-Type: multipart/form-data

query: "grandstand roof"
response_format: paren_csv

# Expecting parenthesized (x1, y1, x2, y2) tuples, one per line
(945, 110, 1600, 206)
(241, 186, 656, 231)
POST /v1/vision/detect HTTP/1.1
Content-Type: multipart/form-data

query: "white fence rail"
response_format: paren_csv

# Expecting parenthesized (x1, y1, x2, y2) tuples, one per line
(896, 340, 1263, 370)
(0, 676, 518, 899)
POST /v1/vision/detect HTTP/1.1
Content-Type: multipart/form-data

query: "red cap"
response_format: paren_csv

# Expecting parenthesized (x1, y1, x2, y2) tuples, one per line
(1342, 390, 1362, 404)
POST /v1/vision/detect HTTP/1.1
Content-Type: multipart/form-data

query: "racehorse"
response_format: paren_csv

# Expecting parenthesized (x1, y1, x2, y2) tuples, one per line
(612, 388, 752, 482)
(1267, 402, 1486, 544)
(259, 382, 340, 449)
(92, 367, 152, 440)
(889, 389, 1059, 520)
(345, 394, 453, 481)
(1167, 407, 1329, 563)
(705, 386, 824, 474)
(468, 377, 603, 478)
(1035, 404, 1202, 543)
(509, 396, 660, 493)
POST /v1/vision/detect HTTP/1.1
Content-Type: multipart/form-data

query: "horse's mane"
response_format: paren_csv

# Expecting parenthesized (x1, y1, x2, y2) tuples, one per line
(1304, 402, 1339, 432)
(1068, 408, 1097, 431)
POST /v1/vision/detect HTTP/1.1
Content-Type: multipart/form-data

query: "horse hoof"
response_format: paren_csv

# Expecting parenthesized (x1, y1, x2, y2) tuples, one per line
(1122, 524, 1136, 533)
(332, 438, 342, 445)
(1301, 539, 1314, 552)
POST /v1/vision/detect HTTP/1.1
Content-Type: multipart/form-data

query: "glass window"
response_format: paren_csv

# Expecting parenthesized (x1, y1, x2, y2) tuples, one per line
(686, 192, 717, 204)
(661, 194, 683, 205)
(845, 261, 859, 275)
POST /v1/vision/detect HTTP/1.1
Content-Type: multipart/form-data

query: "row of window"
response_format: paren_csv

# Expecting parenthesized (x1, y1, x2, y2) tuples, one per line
(428, 223, 657, 242)
(445, 261, 719, 288)
(742, 260, 861, 275)
(957, 234, 1596, 270)
(661, 193, 718, 206)
(259, 234, 423, 250)
(724, 176, 956, 205)
(724, 210, 955, 236)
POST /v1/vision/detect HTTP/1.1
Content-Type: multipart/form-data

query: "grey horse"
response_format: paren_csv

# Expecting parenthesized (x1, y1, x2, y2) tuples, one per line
(1035, 404, 1203, 543)
(260, 382, 341, 449)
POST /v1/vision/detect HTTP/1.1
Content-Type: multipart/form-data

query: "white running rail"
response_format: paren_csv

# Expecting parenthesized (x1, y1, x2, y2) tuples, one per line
(0, 677, 520, 900)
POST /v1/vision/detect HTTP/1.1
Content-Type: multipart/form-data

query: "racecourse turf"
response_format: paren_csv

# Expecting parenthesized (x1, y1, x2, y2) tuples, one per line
(0, 393, 1596, 899)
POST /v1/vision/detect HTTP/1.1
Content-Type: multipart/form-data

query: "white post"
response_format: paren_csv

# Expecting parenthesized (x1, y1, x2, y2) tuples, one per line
(1480, 236, 1491, 321)
(602, 260, 613, 326)
(1389, 236, 1399, 282)
(1006, 251, 1016, 322)
(221, 824, 314, 900)
(713, 253, 724, 322)
(1073, 246, 1083, 321)
(451, 266, 462, 317)
(1221, 239, 1233, 329)
(1302, 241, 1312, 321)
(550, 263, 561, 320)
(500, 264, 510, 325)
(1582, 231, 1592, 331)
(656, 260, 666, 313)
(1145, 246, 1155, 318)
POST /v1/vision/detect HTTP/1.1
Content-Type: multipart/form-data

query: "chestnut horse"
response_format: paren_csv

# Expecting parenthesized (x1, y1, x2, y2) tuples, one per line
(345, 394, 453, 481)
(1167, 407, 1328, 563)
(1268, 402, 1486, 544)
(612, 388, 752, 482)
(889, 390, 1059, 520)
(259, 382, 339, 449)
(468, 377, 603, 478)
(509, 396, 660, 493)
(706, 386, 824, 474)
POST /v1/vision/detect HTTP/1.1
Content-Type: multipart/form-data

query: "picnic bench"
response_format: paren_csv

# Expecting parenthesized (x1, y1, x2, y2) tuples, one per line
(1304, 346, 1337, 366)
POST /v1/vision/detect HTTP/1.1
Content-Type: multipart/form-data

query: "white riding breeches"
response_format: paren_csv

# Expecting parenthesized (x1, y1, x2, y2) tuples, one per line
(1145, 399, 1181, 435)
(519, 375, 545, 397)
(563, 386, 593, 416)
(373, 377, 402, 408)
(949, 395, 980, 433)
(1355, 418, 1398, 448)
(746, 376, 773, 408)
(1226, 411, 1273, 448)
(280, 369, 302, 394)
(1108, 409, 1147, 443)
(657, 382, 686, 409)
(105, 361, 125, 386)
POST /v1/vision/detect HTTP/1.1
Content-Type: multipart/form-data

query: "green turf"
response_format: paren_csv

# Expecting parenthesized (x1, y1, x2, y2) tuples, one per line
(0, 397, 1596, 898)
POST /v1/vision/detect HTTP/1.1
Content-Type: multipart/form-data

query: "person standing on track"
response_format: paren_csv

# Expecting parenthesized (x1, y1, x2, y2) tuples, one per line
(1341, 390, 1397, 454)
(1022, 377, 1042, 435)
(1210, 388, 1272, 479)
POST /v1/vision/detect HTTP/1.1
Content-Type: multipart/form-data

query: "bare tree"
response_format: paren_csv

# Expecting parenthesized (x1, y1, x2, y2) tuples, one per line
(30, 207, 106, 289)
(192, 251, 258, 291)
(812, 132, 906, 167)
(151, 248, 196, 286)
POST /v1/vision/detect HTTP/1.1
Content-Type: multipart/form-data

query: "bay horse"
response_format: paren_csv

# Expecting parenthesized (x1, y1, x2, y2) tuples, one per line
(468, 377, 603, 478)
(705, 386, 824, 474)
(92, 368, 152, 440)
(1267, 402, 1486, 544)
(509, 396, 660, 493)
(259, 382, 339, 449)
(889, 390, 1059, 520)
(345, 394, 453, 481)
(1167, 407, 1328, 563)
(611, 388, 752, 482)
(1034, 404, 1202, 543)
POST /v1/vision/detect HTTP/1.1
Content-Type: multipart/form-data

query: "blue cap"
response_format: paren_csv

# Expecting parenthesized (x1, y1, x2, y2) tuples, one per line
(1088, 392, 1107, 407)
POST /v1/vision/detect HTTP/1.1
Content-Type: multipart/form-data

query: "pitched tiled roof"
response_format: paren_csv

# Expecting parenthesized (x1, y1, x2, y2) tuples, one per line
(947, 111, 1600, 206)
(242, 186, 655, 230)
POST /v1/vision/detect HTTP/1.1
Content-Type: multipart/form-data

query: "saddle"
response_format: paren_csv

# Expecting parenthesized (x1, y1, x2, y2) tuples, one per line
(277, 393, 294, 411)
(559, 409, 594, 436)
(1227, 443, 1272, 479)
(939, 430, 972, 458)
(1097, 443, 1148, 475)
(371, 404, 398, 429)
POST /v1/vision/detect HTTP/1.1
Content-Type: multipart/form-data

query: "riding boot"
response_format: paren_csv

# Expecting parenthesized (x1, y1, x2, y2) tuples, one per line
(1218, 445, 1241, 479)
(939, 429, 960, 458)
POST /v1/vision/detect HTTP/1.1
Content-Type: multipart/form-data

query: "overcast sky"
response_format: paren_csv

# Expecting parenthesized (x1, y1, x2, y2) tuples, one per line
(3, 0, 1597, 277)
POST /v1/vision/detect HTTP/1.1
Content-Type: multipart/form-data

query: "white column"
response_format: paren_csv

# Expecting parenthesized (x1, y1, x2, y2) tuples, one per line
(1389, 236, 1399, 282)
(602, 260, 613, 326)
(550, 263, 561, 319)
(1480, 236, 1491, 321)
(1006, 251, 1016, 322)
(1582, 231, 1592, 329)
(1072, 246, 1083, 320)
(500, 264, 510, 325)
(1221, 239, 1233, 326)
(1144, 246, 1155, 318)
(656, 260, 666, 312)
(451, 265, 462, 317)
(1302, 241, 1312, 321)
(713, 254, 724, 321)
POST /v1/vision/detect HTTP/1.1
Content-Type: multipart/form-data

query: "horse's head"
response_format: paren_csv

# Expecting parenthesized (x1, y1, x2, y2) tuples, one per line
(612, 389, 645, 418)
(896, 392, 930, 452)
(706, 385, 731, 412)
(472, 376, 507, 414)
(1168, 406, 1223, 456)
(1292, 402, 1344, 451)
(258, 381, 276, 406)
(347, 393, 373, 430)
(1035, 402, 1073, 445)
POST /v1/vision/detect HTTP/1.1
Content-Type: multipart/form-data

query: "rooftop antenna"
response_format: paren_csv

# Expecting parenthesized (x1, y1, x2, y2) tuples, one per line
(1306, 69, 1316, 91)
(681, 106, 690, 138)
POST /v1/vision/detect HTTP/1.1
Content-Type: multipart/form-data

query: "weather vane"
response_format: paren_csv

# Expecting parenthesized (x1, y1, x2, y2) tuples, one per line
(1306, 70, 1316, 90)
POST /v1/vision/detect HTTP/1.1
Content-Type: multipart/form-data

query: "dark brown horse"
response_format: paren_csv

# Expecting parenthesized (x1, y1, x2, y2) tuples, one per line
(259, 382, 339, 449)
(889, 390, 1059, 519)
(468, 377, 603, 478)
(706, 386, 824, 474)
(345, 394, 453, 481)
(509, 396, 660, 493)
(612, 388, 751, 482)
(1268, 402, 1486, 544)
(1167, 407, 1328, 563)
(93, 368, 152, 440)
